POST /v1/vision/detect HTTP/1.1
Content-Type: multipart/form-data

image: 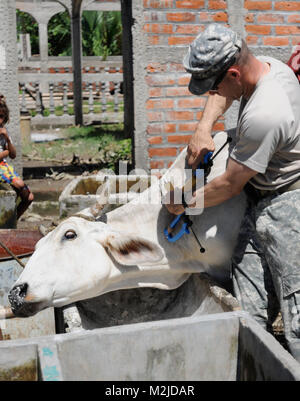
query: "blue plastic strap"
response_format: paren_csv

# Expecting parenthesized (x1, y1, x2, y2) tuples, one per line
(164, 213, 190, 242)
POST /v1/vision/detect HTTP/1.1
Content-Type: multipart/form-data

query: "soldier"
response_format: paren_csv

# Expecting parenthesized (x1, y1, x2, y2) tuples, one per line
(166, 23, 300, 361)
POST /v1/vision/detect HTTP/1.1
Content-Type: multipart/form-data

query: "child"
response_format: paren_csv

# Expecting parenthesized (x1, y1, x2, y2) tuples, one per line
(0, 95, 34, 219)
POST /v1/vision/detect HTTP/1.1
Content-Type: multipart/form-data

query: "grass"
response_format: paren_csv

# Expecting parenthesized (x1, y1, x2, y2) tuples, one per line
(22, 123, 132, 170)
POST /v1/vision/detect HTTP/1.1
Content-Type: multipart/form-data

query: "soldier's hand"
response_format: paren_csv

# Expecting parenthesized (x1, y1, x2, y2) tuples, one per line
(187, 127, 215, 170)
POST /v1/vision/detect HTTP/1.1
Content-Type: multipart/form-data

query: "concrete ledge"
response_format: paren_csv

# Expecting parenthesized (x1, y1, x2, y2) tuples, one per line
(0, 311, 299, 381)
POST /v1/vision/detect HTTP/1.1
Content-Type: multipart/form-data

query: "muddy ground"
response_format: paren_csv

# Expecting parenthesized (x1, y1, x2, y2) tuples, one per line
(17, 160, 80, 231)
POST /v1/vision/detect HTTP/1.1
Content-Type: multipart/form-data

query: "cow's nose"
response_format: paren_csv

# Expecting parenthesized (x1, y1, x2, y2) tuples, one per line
(8, 283, 29, 312)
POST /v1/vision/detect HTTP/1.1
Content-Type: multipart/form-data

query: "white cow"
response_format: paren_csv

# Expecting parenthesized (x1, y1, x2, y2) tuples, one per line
(8, 131, 246, 317)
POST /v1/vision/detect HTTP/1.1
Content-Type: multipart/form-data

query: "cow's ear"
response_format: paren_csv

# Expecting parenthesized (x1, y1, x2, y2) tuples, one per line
(99, 232, 164, 266)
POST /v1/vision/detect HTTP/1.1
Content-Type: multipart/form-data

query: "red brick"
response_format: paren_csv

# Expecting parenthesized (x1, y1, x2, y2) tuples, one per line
(213, 12, 228, 22)
(150, 160, 165, 169)
(274, 2, 300, 11)
(165, 123, 177, 133)
(178, 75, 191, 85)
(147, 63, 167, 73)
(177, 98, 206, 108)
(166, 87, 191, 96)
(199, 12, 213, 22)
(263, 37, 289, 46)
(146, 99, 174, 109)
(147, 136, 163, 144)
(166, 110, 194, 120)
(288, 15, 300, 24)
(179, 122, 198, 131)
(167, 135, 192, 144)
(208, 1, 227, 9)
(292, 37, 300, 45)
(244, 1, 272, 10)
(148, 147, 177, 157)
(168, 63, 186, 72)
(147, 111, 164, 122)
(144, 23, 173, 34)
(175, 25, 202, 35)
(212, 122, 225, 131)
(168, 36, 194, 45)
(245, 13, 255, 23)
(166, 12, 196, 22)
(146, 75, 176, 86)
(149, 87, 163, 97)
(148, 36, 160, 45)
(246, 35, 259, 45)
(196, 111, 204, 120)
(245, 25, 271, 35)
(275, 26, 300, 35)
(176, 0, 205, 9)
(144, 0, 173, 8)
(147, 123, 177, 134)
(257, 14, 284, 23)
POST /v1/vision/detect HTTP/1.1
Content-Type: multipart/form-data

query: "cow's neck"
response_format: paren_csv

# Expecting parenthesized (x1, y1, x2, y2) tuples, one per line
(106, 197, 207, 268)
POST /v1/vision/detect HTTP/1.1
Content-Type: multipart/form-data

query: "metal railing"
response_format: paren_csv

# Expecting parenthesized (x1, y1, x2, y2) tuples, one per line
(18, 67, 124, 126)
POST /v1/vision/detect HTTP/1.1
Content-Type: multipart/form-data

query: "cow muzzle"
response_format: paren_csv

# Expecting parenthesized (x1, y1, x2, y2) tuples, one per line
(8, 283, 44, 317)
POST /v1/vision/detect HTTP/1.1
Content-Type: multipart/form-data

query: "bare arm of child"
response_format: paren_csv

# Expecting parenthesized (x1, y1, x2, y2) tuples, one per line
(0, 149, 9, 162)
(0, 127, 16, 159)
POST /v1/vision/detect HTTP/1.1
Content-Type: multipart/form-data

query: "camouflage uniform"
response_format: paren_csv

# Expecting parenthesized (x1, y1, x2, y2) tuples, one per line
(183, 23, 242, 96)
(232, 189, 300, 361)
(183, 23, 300, 362)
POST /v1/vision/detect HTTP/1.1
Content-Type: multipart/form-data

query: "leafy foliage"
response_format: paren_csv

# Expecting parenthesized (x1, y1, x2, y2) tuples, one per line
(17, 9, 122, 58)
(48, 11, 72, 56)
(81, 11, 122, 59)
(16, 9, 39, 55)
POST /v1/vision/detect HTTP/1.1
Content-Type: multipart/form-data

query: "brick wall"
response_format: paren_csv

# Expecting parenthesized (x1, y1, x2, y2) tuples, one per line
(132, 0, 298, 170)
(142, 0, 227, 170)
(244, 1, 300, 47)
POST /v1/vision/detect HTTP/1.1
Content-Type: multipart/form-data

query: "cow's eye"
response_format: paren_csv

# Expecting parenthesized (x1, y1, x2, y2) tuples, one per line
(64, 230, 77, 240)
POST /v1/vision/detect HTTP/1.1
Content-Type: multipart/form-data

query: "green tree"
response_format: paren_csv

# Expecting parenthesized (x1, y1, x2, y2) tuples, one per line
(17, 9, 122, 58)
(48, 11, 71, 56)
(81, 11, 122, 59)
(16, 10, 39, 55)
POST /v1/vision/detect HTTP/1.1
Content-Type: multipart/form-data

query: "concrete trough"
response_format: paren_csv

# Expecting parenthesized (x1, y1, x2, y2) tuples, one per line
(61, 273, 240, 332)
(0, 184, 17, 229)
(59, 174, 153, 218)
(0, 311, 300, 381)
(0, 255, 56, 342)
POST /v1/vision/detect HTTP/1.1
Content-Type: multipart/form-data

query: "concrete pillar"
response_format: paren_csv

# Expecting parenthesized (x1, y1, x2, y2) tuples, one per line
(59, 0, 83, 126)
(0, 0, 22, 176)
(38, 21, 49, 92)
(16, 1, 67, 92)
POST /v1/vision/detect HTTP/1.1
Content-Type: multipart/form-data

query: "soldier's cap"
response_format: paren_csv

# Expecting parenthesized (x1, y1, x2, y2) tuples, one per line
(183, 23, 242, 95)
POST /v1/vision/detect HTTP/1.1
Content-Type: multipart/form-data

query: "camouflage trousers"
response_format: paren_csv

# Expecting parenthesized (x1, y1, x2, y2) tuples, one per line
(232, 189, 300, 362)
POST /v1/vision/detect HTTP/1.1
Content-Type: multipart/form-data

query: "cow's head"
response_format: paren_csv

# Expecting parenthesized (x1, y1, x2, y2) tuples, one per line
(8, 217, 164, 317)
